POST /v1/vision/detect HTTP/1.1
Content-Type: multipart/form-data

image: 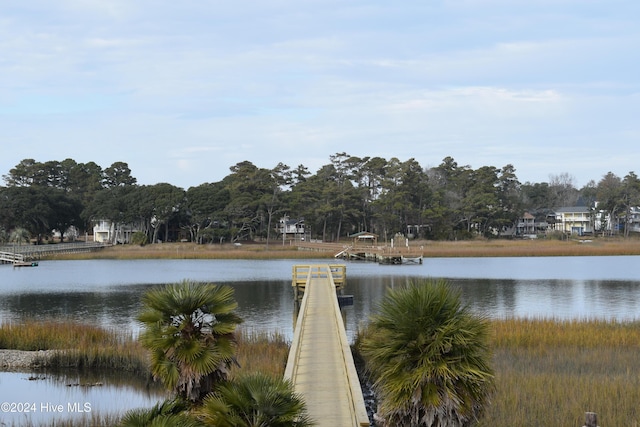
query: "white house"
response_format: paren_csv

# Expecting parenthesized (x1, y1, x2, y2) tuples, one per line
(551, 206, 593, 235)
(93, 220, 141, 244)
(278, 217, 305, 241)
(624, 206, 640, 234)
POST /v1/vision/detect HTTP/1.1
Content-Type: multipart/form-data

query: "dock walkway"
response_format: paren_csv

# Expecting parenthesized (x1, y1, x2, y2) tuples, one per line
(0, 242, 109, 263)
(285, 264, 370, 427)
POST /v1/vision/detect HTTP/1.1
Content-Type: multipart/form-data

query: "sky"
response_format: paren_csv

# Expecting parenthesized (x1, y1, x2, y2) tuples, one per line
(1, 0, 639, 190)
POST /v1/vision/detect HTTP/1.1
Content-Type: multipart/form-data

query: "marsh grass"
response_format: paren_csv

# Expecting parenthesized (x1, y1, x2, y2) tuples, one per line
(0, 319, 149, 373)
(0, 320, 290, 426)
(2, 413, 122, 427)
(478, 318, 640, 427)
(232, 329, 290, 379)
(0, 321, 291, 377)
(355, 317, 640, 426)
(422, 237, 640, 257)
(47, 242, 334, 260)
(6, 317, 640, 425)
(46, 237, 640, 261)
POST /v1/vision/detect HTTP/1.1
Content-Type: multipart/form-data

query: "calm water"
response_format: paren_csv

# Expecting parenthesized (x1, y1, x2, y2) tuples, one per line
(0, 369, 166, 425)
(1, 256, 639, 424)
(2, 257, 639, 336)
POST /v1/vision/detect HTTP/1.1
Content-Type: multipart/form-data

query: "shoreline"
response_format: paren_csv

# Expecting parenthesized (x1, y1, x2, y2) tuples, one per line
(0, 349, 59, 369)
(42, 237, 640, 260)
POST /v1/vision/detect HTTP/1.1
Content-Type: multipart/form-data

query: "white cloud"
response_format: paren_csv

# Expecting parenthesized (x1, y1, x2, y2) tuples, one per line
(0, 1, 638, 189)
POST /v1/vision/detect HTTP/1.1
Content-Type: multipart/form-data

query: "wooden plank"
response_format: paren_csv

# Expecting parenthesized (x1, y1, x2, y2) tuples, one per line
(286, 264, 369, 427)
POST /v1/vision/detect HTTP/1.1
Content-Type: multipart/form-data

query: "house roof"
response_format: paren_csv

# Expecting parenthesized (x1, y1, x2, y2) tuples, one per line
(555, 206, 591, 213)
(349, 231, 378, 239)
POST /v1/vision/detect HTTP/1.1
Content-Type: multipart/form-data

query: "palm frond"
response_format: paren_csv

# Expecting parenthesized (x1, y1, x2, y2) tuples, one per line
(360, 279, 494, 426)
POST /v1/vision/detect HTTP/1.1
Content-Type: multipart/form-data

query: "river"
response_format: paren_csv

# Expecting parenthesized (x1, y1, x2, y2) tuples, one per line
(2, 256, 639, 337)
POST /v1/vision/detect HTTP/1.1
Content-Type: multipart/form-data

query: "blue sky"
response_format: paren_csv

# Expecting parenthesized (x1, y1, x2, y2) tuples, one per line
(1, 0, 638, 189)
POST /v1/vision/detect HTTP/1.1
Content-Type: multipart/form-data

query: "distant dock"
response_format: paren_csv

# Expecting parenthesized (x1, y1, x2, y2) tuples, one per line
(337, 245, 423, 264)
(297, 231, 423, 264)
(0, 242, 110, 264)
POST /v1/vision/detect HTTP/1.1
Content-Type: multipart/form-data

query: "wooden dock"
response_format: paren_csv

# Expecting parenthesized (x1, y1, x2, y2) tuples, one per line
(0, 242, 109, 264)
(338, 245, 423, 264)
(0, 251, 27, 265)
(285, 264, 370, 427)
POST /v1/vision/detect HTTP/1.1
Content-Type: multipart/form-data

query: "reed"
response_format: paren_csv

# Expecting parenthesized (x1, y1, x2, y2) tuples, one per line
(44, 344, 149, 373)
(477, 318, 640, 426)
(232, 328, 290, 379)
(354, 317, 640, 426)
(46, 237, 640, 261)
(47, 242, 334, 260)
(422, 237, 640, 257)
(2, 413, 122, 427)
(0, 319, 149, 373)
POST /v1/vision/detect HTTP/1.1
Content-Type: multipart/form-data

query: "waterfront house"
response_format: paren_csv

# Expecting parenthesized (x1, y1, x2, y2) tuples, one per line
(278, 217, 306, 241)
(92, 219, 142, 244)
(551, 206, 593, 235)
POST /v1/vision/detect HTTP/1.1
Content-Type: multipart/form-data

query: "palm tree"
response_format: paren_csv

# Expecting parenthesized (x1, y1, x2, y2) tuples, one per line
(359, 279, 494, 427)
(10, 227, 30, 245)
(196, 373, 314, 427)
(120, 397, 199, 427)
(138, 280, 243, 402)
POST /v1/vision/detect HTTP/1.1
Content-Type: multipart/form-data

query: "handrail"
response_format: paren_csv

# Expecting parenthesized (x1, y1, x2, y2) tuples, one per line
(327, 265, 370, 426)
(0, 251, 25, 263)
(287, 264, 369, 427)
(284, 266, 314, 381)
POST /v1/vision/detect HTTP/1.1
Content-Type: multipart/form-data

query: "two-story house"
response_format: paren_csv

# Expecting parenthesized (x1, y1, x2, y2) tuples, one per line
(278, 217, 306, 241)
(551, 206, 593, 236)
(93, 219, 142, 244)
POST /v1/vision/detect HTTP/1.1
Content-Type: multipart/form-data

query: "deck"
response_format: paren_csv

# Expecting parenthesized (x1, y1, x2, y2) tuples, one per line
(285, 264, 370, 427)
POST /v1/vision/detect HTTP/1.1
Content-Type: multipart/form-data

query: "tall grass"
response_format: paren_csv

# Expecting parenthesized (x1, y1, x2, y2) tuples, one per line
(0, 319, 149, 373)
(0, 321, 292, 377)
(422, 238, 640, 257)
(0, 320, 291, 426)
(232, 329, 291, 379)
(47, 242, 334, 260)
(0, 413, 123, 427)
(483, 319, 640, 427)
(355, 317, 640, 426)
(45, 237, 640, 261)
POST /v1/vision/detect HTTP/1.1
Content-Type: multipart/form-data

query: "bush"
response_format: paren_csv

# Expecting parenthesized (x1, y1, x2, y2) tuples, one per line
(131, 231, 148, 246)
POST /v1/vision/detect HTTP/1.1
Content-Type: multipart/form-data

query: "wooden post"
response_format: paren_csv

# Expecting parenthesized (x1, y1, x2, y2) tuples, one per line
(583, 412, 598, 427)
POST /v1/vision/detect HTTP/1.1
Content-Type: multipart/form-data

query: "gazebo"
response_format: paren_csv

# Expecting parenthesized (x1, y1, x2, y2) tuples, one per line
(349, 231, 378, 248)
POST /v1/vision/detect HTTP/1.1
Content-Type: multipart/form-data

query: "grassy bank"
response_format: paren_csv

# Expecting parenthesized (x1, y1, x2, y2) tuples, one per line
(3, 319, 639, 426)
(232, 330, 290, 378)
(46, 242, 335, 260)
(481, 319, 640, 427)
(0, 320, 290, 427)
(0, 319, 149, 373)
(422, 237, 640, 258)
(43, 237, 640, 261)
(355, 318, 640, 427)
(0, 320, 289, 378)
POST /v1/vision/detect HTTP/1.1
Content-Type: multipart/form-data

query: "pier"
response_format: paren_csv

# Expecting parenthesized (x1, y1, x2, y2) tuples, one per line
(336, 232, 423, 264)
(285, 264, 370, 427)
(0, 242, 110, 264)
(0, 251, 27, 265)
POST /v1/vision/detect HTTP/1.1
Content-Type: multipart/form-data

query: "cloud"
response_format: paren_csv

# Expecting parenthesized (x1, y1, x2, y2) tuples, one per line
(1, 1, 638, 190)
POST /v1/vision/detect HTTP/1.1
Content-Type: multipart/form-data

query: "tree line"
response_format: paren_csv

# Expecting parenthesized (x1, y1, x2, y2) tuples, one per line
(1, 154, 639, 244)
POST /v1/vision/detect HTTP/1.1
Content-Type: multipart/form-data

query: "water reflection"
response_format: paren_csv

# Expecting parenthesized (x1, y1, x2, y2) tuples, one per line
(0, 369, 167, 425)
(1, 258, 639, 339)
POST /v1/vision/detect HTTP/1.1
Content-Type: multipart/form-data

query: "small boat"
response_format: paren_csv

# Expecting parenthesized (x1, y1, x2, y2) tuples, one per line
(13, 261, 39, 267)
